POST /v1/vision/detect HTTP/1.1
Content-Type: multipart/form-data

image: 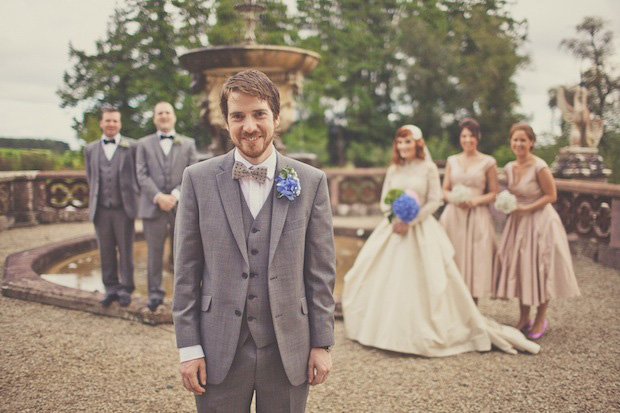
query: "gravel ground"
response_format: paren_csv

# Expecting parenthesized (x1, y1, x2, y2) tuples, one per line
(1, 222, 619, 412)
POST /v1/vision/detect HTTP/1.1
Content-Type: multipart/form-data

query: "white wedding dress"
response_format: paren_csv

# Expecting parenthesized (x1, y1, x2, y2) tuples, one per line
(342, 159, 540, 356)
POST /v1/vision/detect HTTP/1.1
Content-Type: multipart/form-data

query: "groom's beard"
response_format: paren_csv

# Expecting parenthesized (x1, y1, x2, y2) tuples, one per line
(235, 132, 274, 161)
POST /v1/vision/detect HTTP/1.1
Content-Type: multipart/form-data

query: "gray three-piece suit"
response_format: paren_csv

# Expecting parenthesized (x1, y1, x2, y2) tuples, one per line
(173, 150, 336, 412)
(136, 133, 197, 301)
(85, 137, 139, 297)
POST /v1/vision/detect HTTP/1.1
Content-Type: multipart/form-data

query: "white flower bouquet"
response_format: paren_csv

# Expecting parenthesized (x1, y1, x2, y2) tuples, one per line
(448, 184, 473, 204)
(494, 190, 517, 214)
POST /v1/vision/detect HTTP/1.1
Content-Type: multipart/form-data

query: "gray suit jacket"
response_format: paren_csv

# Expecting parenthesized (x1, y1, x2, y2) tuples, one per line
(136, 133, 198, 219)
(172, 150, 336, 386)
(84, 137, 139, 221)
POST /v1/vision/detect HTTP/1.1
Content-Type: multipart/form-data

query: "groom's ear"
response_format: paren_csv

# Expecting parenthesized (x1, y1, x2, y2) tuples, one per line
(274, 115, 280, 130)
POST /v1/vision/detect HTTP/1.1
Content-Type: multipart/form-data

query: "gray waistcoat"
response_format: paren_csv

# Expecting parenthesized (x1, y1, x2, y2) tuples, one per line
(239, 188, 276, 348)
(98, 148, 123, 208)
(161, 147, 174, 194)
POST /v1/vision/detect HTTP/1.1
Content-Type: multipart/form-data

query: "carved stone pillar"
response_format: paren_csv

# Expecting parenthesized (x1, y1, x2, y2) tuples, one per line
(599, 198, 620, 268)
(12, 172, 38, 226)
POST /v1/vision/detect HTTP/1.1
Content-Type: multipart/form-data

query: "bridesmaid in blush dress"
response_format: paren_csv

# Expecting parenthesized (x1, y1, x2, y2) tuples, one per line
(494, 123, 580, 340)
(440, 118, 499, 304)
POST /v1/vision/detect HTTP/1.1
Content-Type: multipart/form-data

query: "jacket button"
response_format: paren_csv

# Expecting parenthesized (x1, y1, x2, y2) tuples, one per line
(242, 272, 248, 279)
(248, 294, 256, 300)
(251, 249, 259, 255)
(251, 228, 259, 233)
(250, 272, 258, 278)
(234, 310, 241, 316)
(247, 316, 255, 321)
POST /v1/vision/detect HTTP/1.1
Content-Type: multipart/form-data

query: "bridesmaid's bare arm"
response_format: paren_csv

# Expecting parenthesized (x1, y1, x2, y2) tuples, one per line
(441, 161, 453, 202)
(470, 163, 499, 207)
(517, 167, 557, 213)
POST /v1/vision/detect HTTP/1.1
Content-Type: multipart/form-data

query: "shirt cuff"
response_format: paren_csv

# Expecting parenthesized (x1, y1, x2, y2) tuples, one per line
(171, 189, 181, 200)
(153, 192, 163, 204)
(179, 345, 205, 363)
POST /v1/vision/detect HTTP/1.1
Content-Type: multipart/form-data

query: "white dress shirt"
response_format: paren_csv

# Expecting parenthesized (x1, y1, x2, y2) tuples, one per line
(179, 145, 278, 363)
(101, 134, 120, 161)
(157, 129, 176, 156)
(153, 130, 181, 203)
(234, 146, 277, 218)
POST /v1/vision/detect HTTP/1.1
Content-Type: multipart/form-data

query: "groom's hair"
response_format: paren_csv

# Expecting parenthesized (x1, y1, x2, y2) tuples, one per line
(220, 69, 281, 122)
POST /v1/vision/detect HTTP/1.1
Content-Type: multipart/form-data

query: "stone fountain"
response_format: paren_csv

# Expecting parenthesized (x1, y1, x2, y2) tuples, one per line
(179, 0, 320, 159)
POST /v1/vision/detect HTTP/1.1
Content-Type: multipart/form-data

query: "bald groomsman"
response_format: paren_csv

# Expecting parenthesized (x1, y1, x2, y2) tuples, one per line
(137, 102, 198, 311)
(85, 107, 139, 307)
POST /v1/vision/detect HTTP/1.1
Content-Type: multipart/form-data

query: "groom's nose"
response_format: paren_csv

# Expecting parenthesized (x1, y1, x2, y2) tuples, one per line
(242, 117, 257, 133)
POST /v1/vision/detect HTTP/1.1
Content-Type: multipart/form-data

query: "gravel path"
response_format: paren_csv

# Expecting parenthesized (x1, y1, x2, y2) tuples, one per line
(1, 222, 619, 412)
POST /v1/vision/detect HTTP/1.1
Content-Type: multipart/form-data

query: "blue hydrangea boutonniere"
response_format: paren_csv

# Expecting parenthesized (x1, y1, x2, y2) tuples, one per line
(275, 166, 301, 201)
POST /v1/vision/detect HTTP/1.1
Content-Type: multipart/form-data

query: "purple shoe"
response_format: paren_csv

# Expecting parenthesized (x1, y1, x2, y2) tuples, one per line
(527, 320, 549, 340)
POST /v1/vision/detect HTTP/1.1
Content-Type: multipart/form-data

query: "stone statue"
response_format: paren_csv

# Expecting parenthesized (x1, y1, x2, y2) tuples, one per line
(556, 83, 604, 148)
(550, 83, 611, 181)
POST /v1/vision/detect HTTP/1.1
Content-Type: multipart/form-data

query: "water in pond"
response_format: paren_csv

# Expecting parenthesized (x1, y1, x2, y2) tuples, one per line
(41, 236, 364, 300)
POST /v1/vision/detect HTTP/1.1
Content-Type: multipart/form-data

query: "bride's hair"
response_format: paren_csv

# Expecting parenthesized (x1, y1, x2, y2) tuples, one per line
(392, 126, 426, 165)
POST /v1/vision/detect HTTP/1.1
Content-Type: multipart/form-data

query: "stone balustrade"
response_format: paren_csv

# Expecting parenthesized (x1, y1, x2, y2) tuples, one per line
(0, 171, 89, 230)
(324, 166, 620, 268)
(1, 168, 619, 268)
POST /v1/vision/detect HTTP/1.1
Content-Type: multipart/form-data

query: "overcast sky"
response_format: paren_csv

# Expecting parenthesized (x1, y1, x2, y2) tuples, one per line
(0, 0, 618, 149)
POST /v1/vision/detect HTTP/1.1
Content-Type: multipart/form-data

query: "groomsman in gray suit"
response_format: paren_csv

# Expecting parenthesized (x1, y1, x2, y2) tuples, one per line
(173, 69, 336, 412)
(84, 107, 139, 307)
(136, 102, 198, 311)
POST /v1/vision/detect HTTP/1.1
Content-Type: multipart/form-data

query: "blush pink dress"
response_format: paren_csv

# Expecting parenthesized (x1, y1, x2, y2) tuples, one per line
(440, 154, 497, 299)
(493, 157, 580, 306)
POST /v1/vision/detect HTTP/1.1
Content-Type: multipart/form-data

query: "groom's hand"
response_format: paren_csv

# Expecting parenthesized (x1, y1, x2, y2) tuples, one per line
(180, 358, 207, 395)
(307, 348, 332, 386)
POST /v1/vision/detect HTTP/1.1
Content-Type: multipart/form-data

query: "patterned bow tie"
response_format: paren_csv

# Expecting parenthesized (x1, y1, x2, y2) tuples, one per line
(160, 135, 173, 140)
(232, 161, 268, 184)
(103, 139, 116, 145)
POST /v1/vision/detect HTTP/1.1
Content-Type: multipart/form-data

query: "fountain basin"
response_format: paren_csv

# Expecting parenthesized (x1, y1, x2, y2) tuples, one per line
(179, 45, 320, 74)
(2, 228, 369, 324)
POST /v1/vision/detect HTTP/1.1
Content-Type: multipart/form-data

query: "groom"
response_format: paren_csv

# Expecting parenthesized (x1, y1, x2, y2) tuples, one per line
(173, 69, 336, 412)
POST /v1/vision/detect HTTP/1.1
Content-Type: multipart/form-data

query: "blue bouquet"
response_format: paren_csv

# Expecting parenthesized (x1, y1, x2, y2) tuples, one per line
(384, 189, 420, 224)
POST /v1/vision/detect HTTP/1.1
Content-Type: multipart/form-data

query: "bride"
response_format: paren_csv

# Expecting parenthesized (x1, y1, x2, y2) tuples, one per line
(342, 125, 540, 356)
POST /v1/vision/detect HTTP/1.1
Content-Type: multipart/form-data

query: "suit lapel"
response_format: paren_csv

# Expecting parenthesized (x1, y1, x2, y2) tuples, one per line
(92, 141, 102, 180)
(268, 152, 290, 269)
(151, 134, 165, 169)
(169, 136, 180, 168)
(216, 151, 249, 267)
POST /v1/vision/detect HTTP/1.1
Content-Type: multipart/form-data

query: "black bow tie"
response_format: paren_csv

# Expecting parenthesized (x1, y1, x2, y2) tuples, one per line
(160, 135, 174, 140)
(103, 139, 116, 145)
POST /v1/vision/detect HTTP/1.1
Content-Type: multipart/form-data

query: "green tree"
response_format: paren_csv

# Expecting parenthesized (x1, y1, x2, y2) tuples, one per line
(295, 0, 527, 165)
(560, 17, 620, 121)
(58, 0, 213, 145)
(552, 16, 620, 183)
(397, 0, 527, 154)
(296, 0, 401, 165)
